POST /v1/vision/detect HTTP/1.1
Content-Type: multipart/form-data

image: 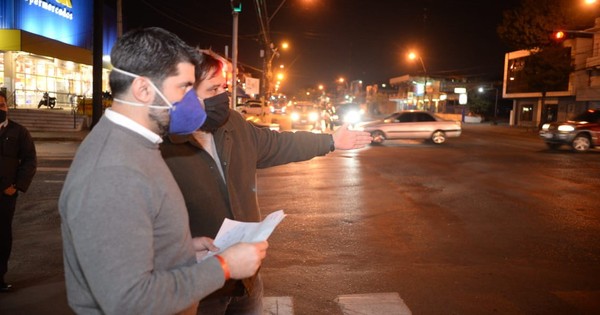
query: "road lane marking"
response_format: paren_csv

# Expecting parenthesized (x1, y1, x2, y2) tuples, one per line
(263, 296, 294, 315)
(336, 292, 412, 315)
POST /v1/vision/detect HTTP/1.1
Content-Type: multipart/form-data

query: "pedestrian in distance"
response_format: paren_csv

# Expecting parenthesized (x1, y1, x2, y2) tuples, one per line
(160, 49, 373, 315)
(58, 27, 268, 315)
(0, 90, 37, 293)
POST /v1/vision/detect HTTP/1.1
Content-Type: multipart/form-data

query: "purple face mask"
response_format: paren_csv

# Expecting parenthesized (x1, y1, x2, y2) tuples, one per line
(112, 67, 207, 135)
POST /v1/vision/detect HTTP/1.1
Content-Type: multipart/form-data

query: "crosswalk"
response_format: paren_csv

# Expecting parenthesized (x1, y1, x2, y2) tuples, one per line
(263, 292, 412, 315)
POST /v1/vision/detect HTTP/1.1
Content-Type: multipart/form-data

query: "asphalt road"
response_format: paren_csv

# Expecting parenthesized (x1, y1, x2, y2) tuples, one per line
(1, 124, 599, 314)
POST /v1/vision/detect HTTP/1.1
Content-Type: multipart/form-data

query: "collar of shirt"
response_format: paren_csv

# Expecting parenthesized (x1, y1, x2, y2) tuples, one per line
(0, 119, 7, 129)
(104, 108, 162, 144)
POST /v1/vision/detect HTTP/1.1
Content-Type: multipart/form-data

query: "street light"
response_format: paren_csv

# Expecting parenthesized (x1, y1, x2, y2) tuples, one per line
(478, 86, 499, 124)
(408, 52, 428, 109)
(408, 52, 427, 74)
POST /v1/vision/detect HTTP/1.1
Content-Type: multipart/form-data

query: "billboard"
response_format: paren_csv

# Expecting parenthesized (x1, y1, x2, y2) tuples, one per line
(15, 0, 94, 50)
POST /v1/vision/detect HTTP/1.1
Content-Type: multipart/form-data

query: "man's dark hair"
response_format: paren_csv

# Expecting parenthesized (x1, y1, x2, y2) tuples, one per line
(109, 27, 200, 96)
(0, 91, 6, 101)
(195, 50, 224, 87)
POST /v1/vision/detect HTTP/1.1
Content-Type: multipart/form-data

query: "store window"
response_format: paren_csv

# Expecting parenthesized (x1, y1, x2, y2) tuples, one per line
(11, 53, 109, 109)
(0, 53, 4, 87)
(520, 104, 534, 121)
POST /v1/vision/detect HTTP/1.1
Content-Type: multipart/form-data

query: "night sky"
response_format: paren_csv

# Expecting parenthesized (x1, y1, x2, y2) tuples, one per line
(115, 0, 521, 92)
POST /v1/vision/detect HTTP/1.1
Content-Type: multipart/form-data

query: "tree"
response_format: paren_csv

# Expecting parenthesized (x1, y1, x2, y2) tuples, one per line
(498, 0, 594, 50)
(496, 0, 588, 126)
(466, 91, 491, 117)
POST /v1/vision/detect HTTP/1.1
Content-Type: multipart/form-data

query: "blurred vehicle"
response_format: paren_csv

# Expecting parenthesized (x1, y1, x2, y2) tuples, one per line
(288, 101, 322, 130)
(269, 102, 287, 115)
(539, 109, 600, 152)
(332, 102, 364, 125)
(357, 110, 462, 145)
(236, 100, 266, 116)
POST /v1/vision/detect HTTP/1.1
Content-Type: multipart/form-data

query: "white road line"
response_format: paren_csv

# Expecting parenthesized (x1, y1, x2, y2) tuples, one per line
(336, 292, 412, 315)
(263, 296, 294, 315)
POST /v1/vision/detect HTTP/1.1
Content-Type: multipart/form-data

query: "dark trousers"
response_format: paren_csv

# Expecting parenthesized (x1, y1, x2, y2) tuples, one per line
(197, 274, 263, 315)
(0, 192, 17, 284)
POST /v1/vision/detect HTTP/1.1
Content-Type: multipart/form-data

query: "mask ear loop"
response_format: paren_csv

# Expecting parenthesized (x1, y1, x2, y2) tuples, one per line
(111, 67, 173, 110)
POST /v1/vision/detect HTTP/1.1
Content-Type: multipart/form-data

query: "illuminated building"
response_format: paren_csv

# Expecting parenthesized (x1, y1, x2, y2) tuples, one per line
(0, 0, 116, 108)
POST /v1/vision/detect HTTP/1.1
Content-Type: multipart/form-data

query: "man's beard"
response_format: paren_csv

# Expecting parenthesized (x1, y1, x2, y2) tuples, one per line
(148, 96, 170, 137)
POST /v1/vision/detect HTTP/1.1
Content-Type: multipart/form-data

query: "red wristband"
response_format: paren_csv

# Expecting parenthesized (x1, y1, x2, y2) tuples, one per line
(214, 255, 230, 281)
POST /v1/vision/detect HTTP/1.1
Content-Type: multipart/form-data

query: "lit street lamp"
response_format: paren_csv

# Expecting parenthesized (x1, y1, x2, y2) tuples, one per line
(478, 86, 499, 124)
(408, 52, 428, 109)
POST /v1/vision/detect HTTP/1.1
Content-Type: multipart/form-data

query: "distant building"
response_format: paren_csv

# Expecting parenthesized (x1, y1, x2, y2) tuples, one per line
(0, 1, 116, 108)
(387, 74, 492, 117)
(503, 18, 600, 127)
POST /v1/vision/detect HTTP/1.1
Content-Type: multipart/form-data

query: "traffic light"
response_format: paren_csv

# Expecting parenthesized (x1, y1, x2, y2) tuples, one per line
(551, 30, 593, 42)
(231, 0, 242, 12)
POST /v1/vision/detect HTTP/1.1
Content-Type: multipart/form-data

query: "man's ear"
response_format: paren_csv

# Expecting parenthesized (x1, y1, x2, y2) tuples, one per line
(130, 77, 155, 104)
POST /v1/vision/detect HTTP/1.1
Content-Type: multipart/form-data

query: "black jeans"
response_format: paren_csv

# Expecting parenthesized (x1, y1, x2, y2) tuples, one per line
(0, 192, 17, 284)
(197, 274, 263, 315)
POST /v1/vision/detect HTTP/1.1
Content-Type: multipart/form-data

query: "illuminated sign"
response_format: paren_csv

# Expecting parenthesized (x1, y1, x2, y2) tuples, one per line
(16, 0, 94, 49)
(26, 0, 73, 20)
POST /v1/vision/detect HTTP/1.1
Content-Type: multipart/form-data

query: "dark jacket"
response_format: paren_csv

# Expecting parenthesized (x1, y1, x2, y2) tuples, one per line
(160, 110, 332, 238)
(0, 119, 37, 192)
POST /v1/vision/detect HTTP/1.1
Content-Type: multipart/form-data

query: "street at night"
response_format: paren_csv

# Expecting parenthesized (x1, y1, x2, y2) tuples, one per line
(1, 124, 599, 314)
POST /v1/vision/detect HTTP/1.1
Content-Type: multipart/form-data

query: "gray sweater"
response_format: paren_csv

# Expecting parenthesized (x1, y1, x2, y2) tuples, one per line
(59, 116, 225, 315)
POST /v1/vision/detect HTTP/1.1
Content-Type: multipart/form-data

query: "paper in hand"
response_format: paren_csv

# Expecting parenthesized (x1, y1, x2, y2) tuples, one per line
(202, 210, 286, 260)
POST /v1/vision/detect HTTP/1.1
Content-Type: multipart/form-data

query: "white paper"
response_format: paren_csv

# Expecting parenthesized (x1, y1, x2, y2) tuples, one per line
(202, 210, 286, 260)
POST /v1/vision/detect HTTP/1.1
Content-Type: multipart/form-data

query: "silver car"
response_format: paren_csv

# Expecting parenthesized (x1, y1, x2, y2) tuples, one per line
(358, 110, 462, 144)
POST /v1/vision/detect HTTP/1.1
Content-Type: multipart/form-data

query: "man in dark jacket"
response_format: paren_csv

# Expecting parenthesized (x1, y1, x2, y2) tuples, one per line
(160, 51, 372, 314)
(0, 91, 37, 292)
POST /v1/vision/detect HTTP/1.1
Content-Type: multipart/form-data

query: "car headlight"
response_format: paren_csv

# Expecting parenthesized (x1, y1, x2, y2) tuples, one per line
(291, 112, 300, 121)
(541, 123, 551, 130)
(344, 111, 361, 124)
(557, 125, 575, 132)
(308, 112, 319, 121)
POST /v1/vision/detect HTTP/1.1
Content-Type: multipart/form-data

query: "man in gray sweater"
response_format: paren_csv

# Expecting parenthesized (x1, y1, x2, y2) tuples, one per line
(59, 27, 268, 315)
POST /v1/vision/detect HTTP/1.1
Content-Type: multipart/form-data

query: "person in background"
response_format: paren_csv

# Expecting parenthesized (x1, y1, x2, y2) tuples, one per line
(58, 28, 268, 314)
(160, 50, 372, 315)
(0, 90, 37, 293)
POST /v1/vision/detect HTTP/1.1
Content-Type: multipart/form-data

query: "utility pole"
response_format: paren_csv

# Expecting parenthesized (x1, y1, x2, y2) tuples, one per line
(92, 0, 104, 128)
(231, 1, 241, 109)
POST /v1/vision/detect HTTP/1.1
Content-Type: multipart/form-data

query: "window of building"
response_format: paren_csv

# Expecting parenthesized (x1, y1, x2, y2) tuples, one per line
(10, 53, 108, 108)
(520, 104, 534, 121)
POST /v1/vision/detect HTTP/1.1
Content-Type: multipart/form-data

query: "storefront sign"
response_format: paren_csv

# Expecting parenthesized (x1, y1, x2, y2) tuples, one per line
(17, 0, 93, 49)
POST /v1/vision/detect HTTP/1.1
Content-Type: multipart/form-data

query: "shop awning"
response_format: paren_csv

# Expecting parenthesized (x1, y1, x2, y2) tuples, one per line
(0, 29, 92, 65)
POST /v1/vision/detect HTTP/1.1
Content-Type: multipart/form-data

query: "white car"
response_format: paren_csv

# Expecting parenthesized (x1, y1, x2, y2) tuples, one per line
(237, 100, 266, 116)
(357, 110, 462, 144)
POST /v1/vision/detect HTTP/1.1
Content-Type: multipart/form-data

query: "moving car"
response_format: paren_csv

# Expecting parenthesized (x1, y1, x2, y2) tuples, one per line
(236, 100, 266, 116)
(332, 102, 364, 125)
(288, 101, 322, 130)
(539, 109, 600, 152)
(357, 110, 462, 145)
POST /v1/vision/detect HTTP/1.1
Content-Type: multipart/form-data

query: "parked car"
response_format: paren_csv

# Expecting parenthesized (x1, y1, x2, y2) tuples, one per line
(356, 110, 462, 145)
(332, 102, 364, 125)
(539, 109, 600, 152)
(288, 101, 322, 130)
(236, 100, 266, 116)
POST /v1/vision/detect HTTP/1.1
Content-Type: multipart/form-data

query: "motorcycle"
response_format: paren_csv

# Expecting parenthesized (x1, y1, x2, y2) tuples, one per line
(38, 92, 56, 109)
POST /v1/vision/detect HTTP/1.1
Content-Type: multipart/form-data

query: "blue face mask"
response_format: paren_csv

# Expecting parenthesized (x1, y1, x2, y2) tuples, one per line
(111, 67, 207, 135)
